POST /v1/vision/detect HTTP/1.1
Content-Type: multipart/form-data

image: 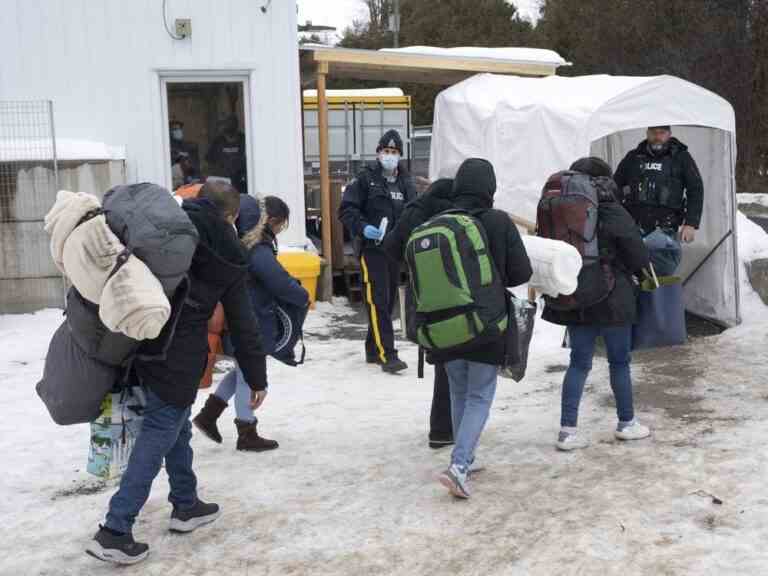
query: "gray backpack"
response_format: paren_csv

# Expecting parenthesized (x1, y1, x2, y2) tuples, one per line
(103, 183, 199, 295)
(36, 322, 119, 425)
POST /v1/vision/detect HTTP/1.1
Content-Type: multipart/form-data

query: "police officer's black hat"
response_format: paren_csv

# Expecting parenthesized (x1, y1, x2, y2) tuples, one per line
(377, 130, 403, 155)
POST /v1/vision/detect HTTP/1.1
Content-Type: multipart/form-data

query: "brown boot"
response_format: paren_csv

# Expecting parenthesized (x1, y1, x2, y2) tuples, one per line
(235, 419, 279, 452)
(192, 395, 228, 444)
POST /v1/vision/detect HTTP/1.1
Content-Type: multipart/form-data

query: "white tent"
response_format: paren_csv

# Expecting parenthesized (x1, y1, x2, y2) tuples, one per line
(430, 73, 739, 326)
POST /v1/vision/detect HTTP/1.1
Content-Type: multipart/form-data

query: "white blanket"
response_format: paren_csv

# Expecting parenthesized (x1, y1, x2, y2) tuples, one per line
(521, 235, 582, 297)
(45, 190, 170, 340)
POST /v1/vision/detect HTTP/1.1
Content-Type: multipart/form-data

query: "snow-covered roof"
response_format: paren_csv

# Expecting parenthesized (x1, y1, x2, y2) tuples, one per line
(434, 74, 736, 142)
(380, 46, 570, 68)
(303, 88, 404, 98)
(0, 138, 126, 162)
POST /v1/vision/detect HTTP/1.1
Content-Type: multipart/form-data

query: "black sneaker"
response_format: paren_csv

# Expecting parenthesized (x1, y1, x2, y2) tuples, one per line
(366, 354, 380, 364)
(85, 526, 149, 565)
(381, 357, 408, 374)
(428, 435, 455, 450)
(169, 500, 221, 533)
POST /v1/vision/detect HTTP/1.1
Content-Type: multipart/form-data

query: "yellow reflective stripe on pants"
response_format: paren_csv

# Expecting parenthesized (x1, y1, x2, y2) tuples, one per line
(361, 255, 387, 364)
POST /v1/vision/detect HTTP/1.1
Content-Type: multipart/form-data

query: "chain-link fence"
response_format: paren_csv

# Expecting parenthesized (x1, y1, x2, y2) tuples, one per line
(0, 100, 62, 312)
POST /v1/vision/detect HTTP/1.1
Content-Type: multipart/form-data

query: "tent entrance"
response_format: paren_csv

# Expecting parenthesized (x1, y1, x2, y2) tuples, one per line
(591, 126, 739, 327)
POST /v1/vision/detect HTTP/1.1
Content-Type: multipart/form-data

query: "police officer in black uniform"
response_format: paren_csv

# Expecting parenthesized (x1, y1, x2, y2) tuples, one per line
(614, 126, 704, 275)
(206, 115, 247, 194)
(339, 130, 416, 374)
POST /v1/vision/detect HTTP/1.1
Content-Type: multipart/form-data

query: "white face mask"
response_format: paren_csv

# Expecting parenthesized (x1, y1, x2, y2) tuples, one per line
(172, 128, 183, 141)
(379, 153, 400, 173)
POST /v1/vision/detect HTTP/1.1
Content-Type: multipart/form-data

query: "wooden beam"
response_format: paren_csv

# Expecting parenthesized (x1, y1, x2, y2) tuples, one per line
(311, 47, 557, 78)
(317, 61, 333, 272)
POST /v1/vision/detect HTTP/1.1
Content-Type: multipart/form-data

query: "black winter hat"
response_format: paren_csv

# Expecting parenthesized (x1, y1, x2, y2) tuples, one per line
(452, 158, 497, 204)
(377, 129, 403, 155)
(648, 125, 671, 131)
(569, 157, 613, 178)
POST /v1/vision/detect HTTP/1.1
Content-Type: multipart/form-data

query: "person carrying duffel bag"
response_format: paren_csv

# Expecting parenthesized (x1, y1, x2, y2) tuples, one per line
(539, 157, 652, 452)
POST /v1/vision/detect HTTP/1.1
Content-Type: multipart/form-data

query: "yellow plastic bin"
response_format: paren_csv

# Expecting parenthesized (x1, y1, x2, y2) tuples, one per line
(276, 251, 322, 308)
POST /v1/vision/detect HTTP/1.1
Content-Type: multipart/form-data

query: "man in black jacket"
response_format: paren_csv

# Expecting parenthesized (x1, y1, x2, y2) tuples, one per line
(384, 178, 457, 449)
(339, 129, 416, 374)
(410, 159, 532, 499)
(543, 157, 651, 452)
(614, 126, 704, 275)
(87, 182, 267, 565)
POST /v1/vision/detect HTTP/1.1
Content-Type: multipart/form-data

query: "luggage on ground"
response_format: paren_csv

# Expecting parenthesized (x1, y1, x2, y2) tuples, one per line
(632, 269, 687, 350)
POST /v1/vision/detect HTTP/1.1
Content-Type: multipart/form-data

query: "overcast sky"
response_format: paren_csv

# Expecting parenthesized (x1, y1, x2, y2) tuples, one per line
(296, 0, 541, 42)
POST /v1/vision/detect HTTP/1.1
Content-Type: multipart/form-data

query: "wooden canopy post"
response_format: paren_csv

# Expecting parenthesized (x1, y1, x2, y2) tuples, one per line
(317, 61, 333, 271)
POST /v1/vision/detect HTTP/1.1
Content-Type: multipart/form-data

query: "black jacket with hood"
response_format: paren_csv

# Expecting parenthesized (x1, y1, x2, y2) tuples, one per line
(542, 173, 650, 328)
(613, 137, 704, 231)
(135, 198, 267, 408)
(417, 159, 533, 366)
(383, 178, 456, 262)
(338, 160, 417, 254)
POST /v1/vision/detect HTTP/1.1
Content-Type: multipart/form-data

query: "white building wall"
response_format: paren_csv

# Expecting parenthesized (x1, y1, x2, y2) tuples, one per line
(0, 0, 306, 245)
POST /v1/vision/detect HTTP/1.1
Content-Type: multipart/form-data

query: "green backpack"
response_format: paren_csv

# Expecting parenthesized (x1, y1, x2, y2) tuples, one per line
(404, 210, 508, 353)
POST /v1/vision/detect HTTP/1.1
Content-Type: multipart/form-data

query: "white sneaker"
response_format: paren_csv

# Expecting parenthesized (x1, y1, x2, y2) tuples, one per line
(556, 429, 589, 451)
(468, 461, 485, 477)
(614, 420, 651, 441)
(438, 464, 470, 499)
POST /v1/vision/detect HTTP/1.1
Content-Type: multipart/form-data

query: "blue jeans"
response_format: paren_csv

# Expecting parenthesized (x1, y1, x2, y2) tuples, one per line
(561, 325, 635, 428)
(643, 228, 682, 276)
(214, 364, 255, 423)
(444, 360, 498, 471)
(105, 389, 198, 534)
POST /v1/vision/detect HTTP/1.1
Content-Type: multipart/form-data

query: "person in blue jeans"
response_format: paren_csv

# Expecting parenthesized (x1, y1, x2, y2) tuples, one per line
(193, 195, 309, 452)
(424, 159, 532, 499)
(542, 157, 652, 451)
(87, 183, 268, 565)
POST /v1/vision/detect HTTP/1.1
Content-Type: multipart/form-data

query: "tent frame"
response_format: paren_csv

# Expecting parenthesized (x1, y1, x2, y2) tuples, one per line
(299, 46, 561, 279)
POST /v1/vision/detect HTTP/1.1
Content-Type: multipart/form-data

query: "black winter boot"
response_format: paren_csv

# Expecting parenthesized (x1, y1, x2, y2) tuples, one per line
(235, 419, 279, 452)
(381, 355, 408, 374)
(192, 395, 228, 444)
(85, 526, 149, 565)
(169, 500, 221, 533)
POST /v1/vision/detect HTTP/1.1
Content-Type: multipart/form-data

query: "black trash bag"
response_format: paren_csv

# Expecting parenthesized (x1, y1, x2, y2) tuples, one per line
(501, 296, 537, 382)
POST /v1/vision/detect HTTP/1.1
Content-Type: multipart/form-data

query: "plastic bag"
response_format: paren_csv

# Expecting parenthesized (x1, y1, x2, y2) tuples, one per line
(87, 386, 146, 480)
(500, 297, 537, 382)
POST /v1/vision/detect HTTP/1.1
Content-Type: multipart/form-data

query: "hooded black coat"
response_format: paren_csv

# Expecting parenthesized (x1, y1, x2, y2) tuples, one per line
(383, 178, 456, 262)
(388, 159, 532, 366)
(135, 198, 267, 407)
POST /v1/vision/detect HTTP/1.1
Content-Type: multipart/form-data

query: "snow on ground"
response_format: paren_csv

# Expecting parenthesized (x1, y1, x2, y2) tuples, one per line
(2, 228, 768, 575)
(737, 193, 768, 208)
